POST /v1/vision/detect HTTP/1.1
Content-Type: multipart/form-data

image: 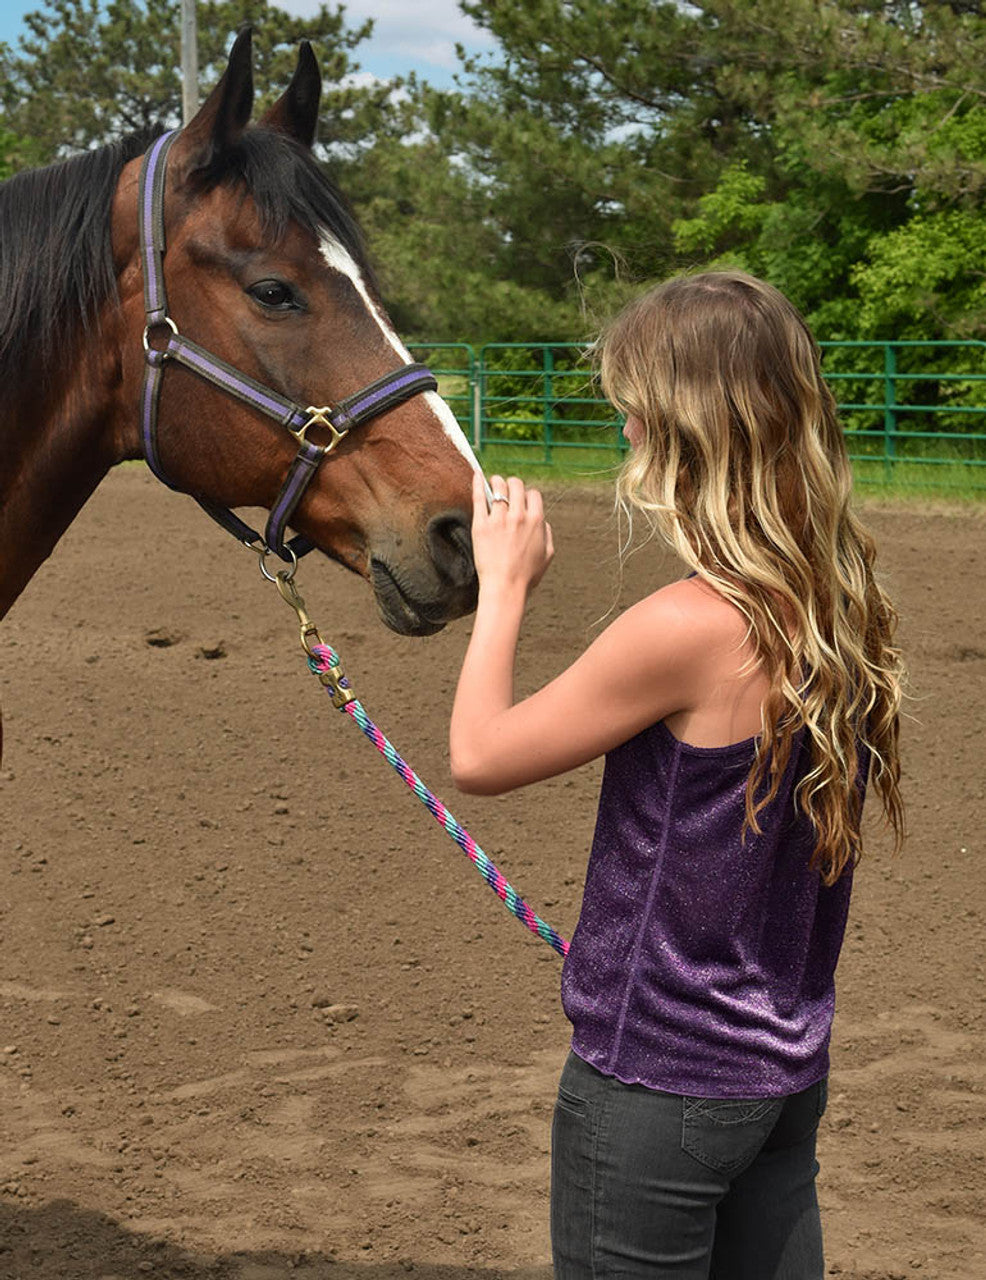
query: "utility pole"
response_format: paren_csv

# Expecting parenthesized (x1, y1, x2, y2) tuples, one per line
(180, 0, 199, 125)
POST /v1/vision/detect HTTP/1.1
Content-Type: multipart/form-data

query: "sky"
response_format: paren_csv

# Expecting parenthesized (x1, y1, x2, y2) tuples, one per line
(0, 0, 496, 89)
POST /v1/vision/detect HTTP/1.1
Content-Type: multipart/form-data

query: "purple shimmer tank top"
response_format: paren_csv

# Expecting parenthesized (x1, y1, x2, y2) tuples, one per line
(562, 720, 863, 1098)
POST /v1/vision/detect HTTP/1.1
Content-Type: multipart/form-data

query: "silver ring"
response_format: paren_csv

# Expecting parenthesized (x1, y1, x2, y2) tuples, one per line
(490, 493, 509, 506)
(141, 314, 179, 353)
(256, 543, 299, 583)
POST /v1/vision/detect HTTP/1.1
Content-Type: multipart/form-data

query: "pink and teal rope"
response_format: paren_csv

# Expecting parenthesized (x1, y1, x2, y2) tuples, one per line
(307, 642, 569, 958)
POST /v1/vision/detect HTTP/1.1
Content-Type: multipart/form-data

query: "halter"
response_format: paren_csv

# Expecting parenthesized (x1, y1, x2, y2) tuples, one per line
(137, 130, 438, 560)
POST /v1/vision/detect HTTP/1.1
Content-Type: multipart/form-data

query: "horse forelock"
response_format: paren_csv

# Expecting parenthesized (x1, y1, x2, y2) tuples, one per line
(195, 128, 377, 294)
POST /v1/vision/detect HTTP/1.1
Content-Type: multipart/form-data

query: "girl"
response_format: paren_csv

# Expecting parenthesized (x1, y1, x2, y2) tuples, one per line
(449, 270, 904, 1279)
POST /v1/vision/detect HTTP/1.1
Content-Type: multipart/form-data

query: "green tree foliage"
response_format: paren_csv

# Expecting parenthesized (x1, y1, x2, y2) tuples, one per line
(345, 128, 575, 342)
(0, 0, 376, 162)
(430, 0, 986, 342)
(0, 131, 15, 181)
(0, 125, 47, 178)
(423, 0, 725, 333)
(663, 1, 986, 337)
(5, 0, 986, 353)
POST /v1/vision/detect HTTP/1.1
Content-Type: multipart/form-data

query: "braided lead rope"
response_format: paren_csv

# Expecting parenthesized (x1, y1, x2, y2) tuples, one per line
(305, 642, 569, 958)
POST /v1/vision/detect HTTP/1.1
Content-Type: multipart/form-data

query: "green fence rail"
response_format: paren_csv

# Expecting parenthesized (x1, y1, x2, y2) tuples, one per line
(409, 340, 986, 491)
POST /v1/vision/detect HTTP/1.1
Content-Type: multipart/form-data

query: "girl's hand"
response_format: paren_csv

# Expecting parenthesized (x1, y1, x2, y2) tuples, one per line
(471, 471, 555, 596)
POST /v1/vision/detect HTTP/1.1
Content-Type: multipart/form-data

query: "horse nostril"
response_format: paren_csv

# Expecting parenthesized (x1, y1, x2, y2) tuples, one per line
(427, 511, 476, 588)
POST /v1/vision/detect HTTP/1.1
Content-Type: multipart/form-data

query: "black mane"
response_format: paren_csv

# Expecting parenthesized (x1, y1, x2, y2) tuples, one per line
(0, 127, 372, 394)
(0, 133, 153, 390)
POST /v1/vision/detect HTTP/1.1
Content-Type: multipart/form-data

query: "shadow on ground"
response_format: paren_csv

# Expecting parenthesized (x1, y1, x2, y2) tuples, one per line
(0, 1200, 554, 1280)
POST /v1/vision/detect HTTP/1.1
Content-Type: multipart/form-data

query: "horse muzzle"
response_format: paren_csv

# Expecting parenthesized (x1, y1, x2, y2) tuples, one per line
(370, 510, 477, 636)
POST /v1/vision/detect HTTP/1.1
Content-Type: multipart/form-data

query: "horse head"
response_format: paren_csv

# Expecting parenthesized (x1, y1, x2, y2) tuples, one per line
(109, 30, 478, 635)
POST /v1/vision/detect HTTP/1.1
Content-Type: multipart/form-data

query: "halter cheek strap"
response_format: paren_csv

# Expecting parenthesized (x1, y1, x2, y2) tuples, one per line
(137, 130, 438, 560)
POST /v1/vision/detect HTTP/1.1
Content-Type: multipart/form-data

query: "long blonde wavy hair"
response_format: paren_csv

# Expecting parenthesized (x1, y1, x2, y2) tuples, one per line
(598, 270, 904, 884)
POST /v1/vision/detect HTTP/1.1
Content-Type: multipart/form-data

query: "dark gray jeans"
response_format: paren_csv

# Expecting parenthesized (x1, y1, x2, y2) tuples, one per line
(551, 1051, 828, 1280)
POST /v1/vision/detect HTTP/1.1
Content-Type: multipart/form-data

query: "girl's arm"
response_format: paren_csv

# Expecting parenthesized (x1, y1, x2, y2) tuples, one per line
(450, 472, 704, 795)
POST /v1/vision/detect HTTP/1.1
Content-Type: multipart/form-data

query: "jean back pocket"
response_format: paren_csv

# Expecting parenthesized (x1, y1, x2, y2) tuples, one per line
(680, 1095, 784, 1177)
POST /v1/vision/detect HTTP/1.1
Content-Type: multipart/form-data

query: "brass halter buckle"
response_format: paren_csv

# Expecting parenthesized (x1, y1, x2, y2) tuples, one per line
(290, 406, 350, 452)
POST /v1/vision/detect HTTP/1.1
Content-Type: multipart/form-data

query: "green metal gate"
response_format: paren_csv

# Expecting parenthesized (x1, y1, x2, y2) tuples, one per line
(410, 340, 986, 492)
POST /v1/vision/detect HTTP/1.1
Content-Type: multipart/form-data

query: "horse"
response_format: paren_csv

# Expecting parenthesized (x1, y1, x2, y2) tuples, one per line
(0, 30, 481, 759)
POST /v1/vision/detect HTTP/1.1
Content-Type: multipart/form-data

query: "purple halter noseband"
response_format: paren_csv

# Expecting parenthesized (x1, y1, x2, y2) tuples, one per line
(138, 130, 438, 560)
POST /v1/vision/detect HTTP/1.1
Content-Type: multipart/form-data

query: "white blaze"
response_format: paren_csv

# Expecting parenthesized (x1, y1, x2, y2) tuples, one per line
(319, 232, 485, 481)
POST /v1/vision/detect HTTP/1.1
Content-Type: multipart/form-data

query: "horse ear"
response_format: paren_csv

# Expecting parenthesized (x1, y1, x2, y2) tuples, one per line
(259, 41, 321, 148)
(173, 26, 254, 177)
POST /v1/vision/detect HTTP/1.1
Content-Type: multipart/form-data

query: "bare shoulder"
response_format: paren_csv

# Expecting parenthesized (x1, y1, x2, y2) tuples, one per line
(625, 575, 751, 651)
(589, 575, 753, 702)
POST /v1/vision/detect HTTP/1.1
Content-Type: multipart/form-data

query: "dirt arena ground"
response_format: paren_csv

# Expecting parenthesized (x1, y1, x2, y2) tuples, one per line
(1, 468, 983, 1280)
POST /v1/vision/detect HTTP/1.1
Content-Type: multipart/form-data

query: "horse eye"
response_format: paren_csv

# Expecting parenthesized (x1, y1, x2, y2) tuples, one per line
(248, 279, 299, 311)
